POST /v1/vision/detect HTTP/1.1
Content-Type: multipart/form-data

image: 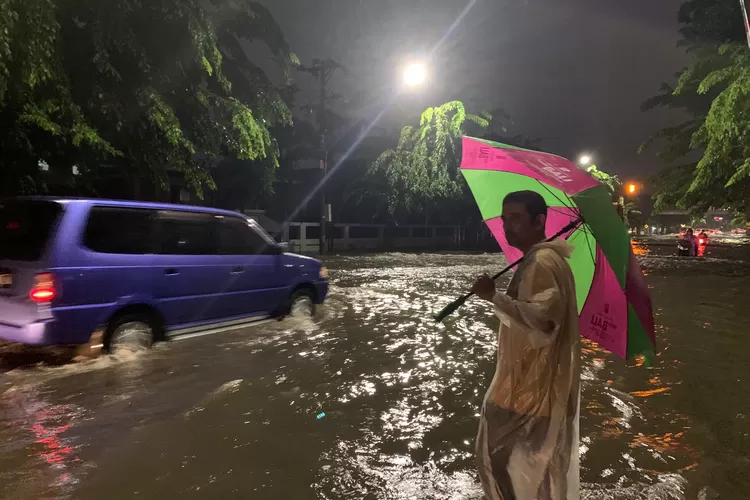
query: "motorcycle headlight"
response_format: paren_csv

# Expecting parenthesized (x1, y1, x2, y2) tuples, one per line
(319, 266, 328, 279)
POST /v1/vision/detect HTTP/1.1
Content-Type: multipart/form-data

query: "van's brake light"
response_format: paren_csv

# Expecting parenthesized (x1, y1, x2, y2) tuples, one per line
(30, 273, 56, 303)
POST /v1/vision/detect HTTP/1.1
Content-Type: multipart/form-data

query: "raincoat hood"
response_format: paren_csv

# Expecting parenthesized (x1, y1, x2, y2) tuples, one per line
(531, 238, 574, 260)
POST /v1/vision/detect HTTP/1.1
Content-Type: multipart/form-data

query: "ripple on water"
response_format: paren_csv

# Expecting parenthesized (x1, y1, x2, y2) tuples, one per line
(0, 249, 748, 499)
(0, 385, 88, 499)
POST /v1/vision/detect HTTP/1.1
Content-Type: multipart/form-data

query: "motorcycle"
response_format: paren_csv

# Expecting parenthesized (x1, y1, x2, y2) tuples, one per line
(697, 233, 709, 257)
(677, 238, 692, 257)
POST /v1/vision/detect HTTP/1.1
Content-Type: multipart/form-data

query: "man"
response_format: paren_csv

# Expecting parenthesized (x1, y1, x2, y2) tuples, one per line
(677, 228, 698, 257)
(471, 190, 581, 500)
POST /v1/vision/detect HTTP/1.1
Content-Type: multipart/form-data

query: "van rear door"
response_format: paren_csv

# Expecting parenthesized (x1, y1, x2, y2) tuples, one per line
(0, 199, 62, 327)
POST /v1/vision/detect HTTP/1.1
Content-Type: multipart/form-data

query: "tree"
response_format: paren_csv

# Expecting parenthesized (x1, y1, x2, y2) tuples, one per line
(0, 0, 297, 199)
(623, 200, 644, 231)
(584, 164, 645, 229)
(585, 165, 621, 193)
(641, 0, 750, 217)
(364, 101, 490, 223)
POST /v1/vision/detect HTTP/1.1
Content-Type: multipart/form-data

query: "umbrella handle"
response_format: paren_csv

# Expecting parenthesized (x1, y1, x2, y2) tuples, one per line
(433, 218, 582, 323)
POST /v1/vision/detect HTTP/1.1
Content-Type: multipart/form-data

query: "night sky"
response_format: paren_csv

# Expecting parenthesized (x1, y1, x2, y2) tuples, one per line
(259, 0, 689, 180)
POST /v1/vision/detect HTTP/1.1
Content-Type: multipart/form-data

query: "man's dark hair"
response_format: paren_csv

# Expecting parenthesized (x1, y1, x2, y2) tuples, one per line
(503, 190, 548, 219)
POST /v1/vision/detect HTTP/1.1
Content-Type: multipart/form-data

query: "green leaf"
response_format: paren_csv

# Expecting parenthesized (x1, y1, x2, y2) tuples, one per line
(368, 100, 489, 223)
(0, 0, 293, 200)
(642, 0, 750, 220)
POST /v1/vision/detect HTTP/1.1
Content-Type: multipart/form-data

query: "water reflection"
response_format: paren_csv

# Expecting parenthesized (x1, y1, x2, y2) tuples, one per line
(0, 386, 85, 499)
(0, 249, 748, 499)
(631, 241, 650, 257)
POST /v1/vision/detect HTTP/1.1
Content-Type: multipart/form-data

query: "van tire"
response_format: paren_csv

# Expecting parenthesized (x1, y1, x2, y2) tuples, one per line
(287, 287, 316, 317)
(103, 312, 161, 354)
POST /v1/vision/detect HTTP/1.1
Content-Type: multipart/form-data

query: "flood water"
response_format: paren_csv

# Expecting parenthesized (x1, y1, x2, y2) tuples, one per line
(1, 240, 749, 499)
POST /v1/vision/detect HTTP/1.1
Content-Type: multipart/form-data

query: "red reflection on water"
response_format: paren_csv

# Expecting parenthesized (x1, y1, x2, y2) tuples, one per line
(0, 390, 85, 494)
(677, 462, 698, 473)
(581, 338, 607, 356)
(27, 407, 80, 468)
(30, 422, 76, 465)
(600, 417, 625, 438)
(631, 387, 671, 398)
(631, 242, 650, 256)
(631, 432, 690, 454)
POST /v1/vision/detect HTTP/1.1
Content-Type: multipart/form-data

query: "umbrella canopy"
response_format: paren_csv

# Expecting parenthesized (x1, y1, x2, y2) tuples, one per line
(460, 136, 655, 362)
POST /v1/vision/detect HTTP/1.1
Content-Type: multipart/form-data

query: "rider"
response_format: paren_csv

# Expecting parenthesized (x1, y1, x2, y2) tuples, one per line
(697, 230, 709, 246)
(677, 228, 698, 257)
(696, 229, 709, 256)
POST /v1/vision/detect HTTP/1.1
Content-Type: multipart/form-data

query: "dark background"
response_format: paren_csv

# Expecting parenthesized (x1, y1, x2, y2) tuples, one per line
(259, 0, 690, 180)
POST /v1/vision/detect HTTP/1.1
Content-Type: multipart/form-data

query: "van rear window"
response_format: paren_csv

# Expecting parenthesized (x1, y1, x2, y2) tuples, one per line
(0, 200, 62, 261)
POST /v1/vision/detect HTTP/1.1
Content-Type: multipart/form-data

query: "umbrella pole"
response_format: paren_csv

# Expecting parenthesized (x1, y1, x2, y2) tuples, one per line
(433, 218, 583, 322)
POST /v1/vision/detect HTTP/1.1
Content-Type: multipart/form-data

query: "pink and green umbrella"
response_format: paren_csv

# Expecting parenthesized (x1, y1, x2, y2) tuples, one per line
(457, 136, 655, 363)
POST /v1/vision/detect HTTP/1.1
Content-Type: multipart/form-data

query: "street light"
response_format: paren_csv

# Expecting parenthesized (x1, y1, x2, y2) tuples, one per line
(403, 62, 426, 87)
(578, 154, 592, 167)
(626, 183, 637, 195)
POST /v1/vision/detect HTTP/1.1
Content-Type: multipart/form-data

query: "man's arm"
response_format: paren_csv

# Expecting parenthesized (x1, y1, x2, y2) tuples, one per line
(492, 258, 565, 348)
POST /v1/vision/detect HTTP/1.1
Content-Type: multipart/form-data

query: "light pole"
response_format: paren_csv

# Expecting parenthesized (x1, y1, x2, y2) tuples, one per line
(298, 58, 343, 255)
(294, 60, 427, 255)
(325, 61, 427, 253)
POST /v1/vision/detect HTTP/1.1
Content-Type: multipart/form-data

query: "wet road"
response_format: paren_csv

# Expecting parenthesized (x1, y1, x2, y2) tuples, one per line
(1, 241, 749, 499)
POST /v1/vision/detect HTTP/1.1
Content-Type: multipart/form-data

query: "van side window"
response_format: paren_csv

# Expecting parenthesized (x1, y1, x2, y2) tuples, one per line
(156, 211, 217, 255)
(218, 218, 274, 255)
(84, 207, 155, 254)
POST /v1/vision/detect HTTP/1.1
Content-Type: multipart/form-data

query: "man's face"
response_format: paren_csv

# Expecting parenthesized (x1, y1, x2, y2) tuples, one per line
(502, 202, 545, 249)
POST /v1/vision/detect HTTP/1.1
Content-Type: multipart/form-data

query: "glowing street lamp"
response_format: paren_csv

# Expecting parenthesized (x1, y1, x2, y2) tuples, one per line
(578, 154, 592, 167)
(403, 62, 426, 87)
(626, 183, 637, 195)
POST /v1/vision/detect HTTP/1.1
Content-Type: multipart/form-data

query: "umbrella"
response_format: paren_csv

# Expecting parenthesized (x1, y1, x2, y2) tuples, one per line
(435, 136, 655, 363)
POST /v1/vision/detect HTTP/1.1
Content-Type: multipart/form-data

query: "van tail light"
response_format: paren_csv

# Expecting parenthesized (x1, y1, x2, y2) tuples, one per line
(30, 273, 56, 303)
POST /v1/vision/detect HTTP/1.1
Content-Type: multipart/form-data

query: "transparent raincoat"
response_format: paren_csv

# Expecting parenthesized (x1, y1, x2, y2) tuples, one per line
(476, 239, 581, 500)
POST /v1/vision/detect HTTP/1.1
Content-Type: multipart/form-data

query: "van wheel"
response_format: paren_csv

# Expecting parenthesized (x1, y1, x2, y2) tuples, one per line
(103, 313, 158, 354)
(289, 288, 316, 317)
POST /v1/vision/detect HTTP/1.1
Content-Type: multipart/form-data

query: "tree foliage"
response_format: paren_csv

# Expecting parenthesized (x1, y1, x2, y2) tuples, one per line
(642, 0, 750, 216)
(623, 200, 644, 230)
(586, 165, 621, 193)
(364, 101, 490, 223)
(0, 0, 297, 197)
(584, 165, 643, 228)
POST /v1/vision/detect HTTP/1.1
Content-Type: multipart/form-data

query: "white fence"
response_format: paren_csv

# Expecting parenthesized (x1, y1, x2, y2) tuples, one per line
(282, 222, 475, 254)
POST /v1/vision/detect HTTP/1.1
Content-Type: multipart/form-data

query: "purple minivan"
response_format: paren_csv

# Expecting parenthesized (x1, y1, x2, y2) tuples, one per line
(0, 198, 328, 353)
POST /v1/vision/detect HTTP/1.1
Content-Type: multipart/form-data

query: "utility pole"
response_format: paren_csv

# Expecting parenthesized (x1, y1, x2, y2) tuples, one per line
(299, 58, 342, 255)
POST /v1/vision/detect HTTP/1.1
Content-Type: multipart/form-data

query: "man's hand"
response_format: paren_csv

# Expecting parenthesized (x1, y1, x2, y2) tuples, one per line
(471, 274, 496, 302)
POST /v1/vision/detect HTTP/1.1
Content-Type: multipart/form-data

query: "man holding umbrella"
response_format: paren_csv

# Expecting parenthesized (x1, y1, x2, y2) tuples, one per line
(438, 137, 654, 498)
(471, 190, 581, 500)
